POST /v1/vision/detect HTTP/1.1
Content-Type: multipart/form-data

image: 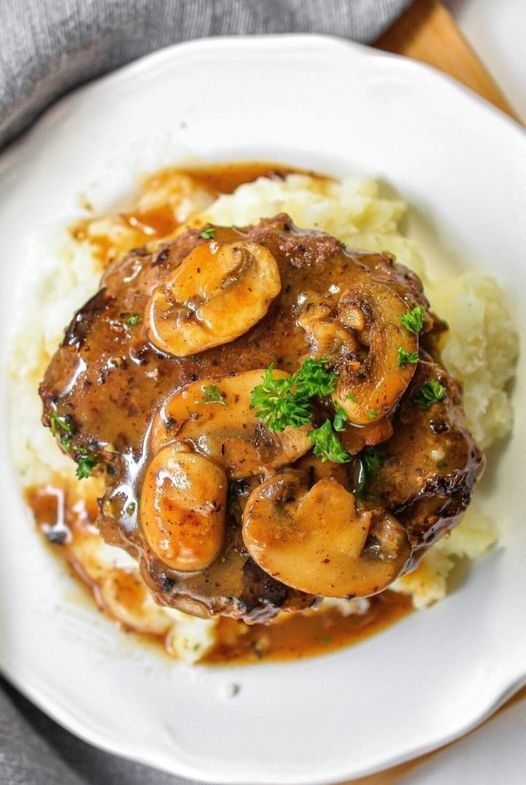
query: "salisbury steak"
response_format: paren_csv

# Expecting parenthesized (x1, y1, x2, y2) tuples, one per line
(40, 214, 483, 622)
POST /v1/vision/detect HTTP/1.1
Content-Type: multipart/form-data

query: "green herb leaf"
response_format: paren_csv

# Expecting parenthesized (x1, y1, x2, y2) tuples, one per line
(333, 404, 347, 432)
(357, 448, 384, 497)
(126, 314, 141, 326)
(436, 459, 448, 470)
(250, 359, 336, 433)
(346, 393, 357, 402)
(415, 379, 447, 410)
(201, 383, 226, 405)
(397, 346, 420, 368)
(200, 226, 216, 240)
(126, 501, 137, 515)
(289, 357, 337, 398)
(75, 450, 98, 480)
(367, 409, 378, 419)
(49, 410, 73, 439)
(60, 435, 72, 451)
(400, 305, 426, 334)
(309, 420, 351, 464)
(250, 366, 312, 432)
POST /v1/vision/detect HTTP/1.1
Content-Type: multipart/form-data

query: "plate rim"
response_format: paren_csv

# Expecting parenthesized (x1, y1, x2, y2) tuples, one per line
(1, 32, 525, 785)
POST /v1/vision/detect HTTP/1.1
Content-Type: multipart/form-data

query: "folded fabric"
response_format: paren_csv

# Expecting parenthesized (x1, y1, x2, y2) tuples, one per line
(0, 0, 410, 148)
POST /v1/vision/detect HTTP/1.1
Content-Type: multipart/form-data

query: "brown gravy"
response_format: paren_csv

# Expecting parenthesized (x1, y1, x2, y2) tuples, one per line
(26, 481, 411, 664)
(32, 160, 413, 664)
(70, 162, 309, 267)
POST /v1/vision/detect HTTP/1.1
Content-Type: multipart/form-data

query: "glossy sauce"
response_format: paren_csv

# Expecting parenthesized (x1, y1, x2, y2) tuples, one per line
(26, 481, 411, 664)
(70, 162, 307, 267)
(34, 161, 415, 663)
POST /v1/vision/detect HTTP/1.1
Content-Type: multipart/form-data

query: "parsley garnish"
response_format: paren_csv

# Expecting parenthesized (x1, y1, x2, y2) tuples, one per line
(75, 449, 98, 480)
(333, 404, 347, 432)
(250, 359, 337, 433)
(415, 379, 447, 410)
(200, 226, 216, 240)
(126, 314, 141, 326)
(201, 383, 226, 405)
(250, 367, 312, 432)
(49, 410, 73, 439)
(436, 459, 448, 470)
(346, 393, 356, 402)
(60, 435, 72, 451)
(368, 409, 378, 419)
(397, 347, 420, 368)
(309, 420, 351, 464)
(291, 358, 337, 397)
(400, 305, 426, 334)
(357, 448, 384, 497)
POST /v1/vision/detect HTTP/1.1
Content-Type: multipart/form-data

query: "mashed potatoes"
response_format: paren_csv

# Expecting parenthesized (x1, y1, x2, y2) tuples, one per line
(8, 170, 518, 657)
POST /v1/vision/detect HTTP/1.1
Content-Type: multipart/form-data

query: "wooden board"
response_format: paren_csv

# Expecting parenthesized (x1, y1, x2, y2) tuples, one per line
(377, 0, 520, 121)
(339, 3, 521, 784)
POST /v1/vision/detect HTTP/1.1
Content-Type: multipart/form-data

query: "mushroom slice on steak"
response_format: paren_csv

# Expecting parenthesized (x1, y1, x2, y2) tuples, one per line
(242, 471, 410, 598)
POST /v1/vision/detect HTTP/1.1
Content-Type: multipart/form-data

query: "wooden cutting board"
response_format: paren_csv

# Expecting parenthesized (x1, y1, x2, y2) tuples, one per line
(377, 0, 519, 121)
(339, 3, 521, 784)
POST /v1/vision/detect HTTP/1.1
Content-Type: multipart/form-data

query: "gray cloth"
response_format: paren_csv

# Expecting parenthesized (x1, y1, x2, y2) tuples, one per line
(0, 1, 410, 783)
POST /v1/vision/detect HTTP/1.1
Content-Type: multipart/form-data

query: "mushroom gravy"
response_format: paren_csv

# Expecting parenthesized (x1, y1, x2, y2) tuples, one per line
(28, 161, 418, 662)
(25, 481, 412, 664)
(32, 159, 482, 660)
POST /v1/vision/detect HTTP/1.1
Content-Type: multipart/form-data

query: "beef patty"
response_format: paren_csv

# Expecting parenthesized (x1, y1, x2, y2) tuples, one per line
(40, 214, 484, 622)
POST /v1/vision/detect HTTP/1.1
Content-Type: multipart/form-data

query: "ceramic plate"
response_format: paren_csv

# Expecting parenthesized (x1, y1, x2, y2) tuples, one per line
(0, 35, 525, 785)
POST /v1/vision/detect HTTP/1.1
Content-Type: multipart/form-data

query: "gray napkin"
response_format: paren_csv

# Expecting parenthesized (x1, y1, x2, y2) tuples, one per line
(0, 1, 410, 783)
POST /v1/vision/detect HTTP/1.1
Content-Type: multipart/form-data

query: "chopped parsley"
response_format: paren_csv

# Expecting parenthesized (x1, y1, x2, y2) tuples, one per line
(309, 420, 351, 464)
(333, 404, 347, 432)
(49, 410, 73, 439)
(357, 448, 384, 497)
(397, 346, 420, 369)
(400, 305, 426, 334)
(415, 379, 447, 410)
(201, 383, 226, 405)
(59, 435, 72, 451)
(75, 449, 98, 480)
(126, 314, 141, 326)
(436, 459, 448, 470)
(200, 226, 216, 240)
(250, 359, 337, 433)
(346, 393, 357, 402)
(250, 367, 312, 432)
(367, 409, 378, 419)
(126, 501, 137, 515)
(291, 358, 337, 398)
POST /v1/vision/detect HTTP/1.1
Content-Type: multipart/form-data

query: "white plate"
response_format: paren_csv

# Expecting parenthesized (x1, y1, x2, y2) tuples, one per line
(0, 35, 525, 785)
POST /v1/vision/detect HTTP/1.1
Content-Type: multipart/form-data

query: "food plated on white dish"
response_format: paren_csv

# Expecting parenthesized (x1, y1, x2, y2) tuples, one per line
(1, 35, 525, 785)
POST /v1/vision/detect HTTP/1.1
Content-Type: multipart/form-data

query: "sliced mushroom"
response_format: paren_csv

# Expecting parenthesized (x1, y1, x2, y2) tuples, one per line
(332, 284, 418, 424)
(150, 370, 312, 478)
(242, 472, 410, 597)
(298, 301, 359, 360)
(140, 446, 227, 571)
(146, 238, 281, 356)
(299, 282, 418, 425)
